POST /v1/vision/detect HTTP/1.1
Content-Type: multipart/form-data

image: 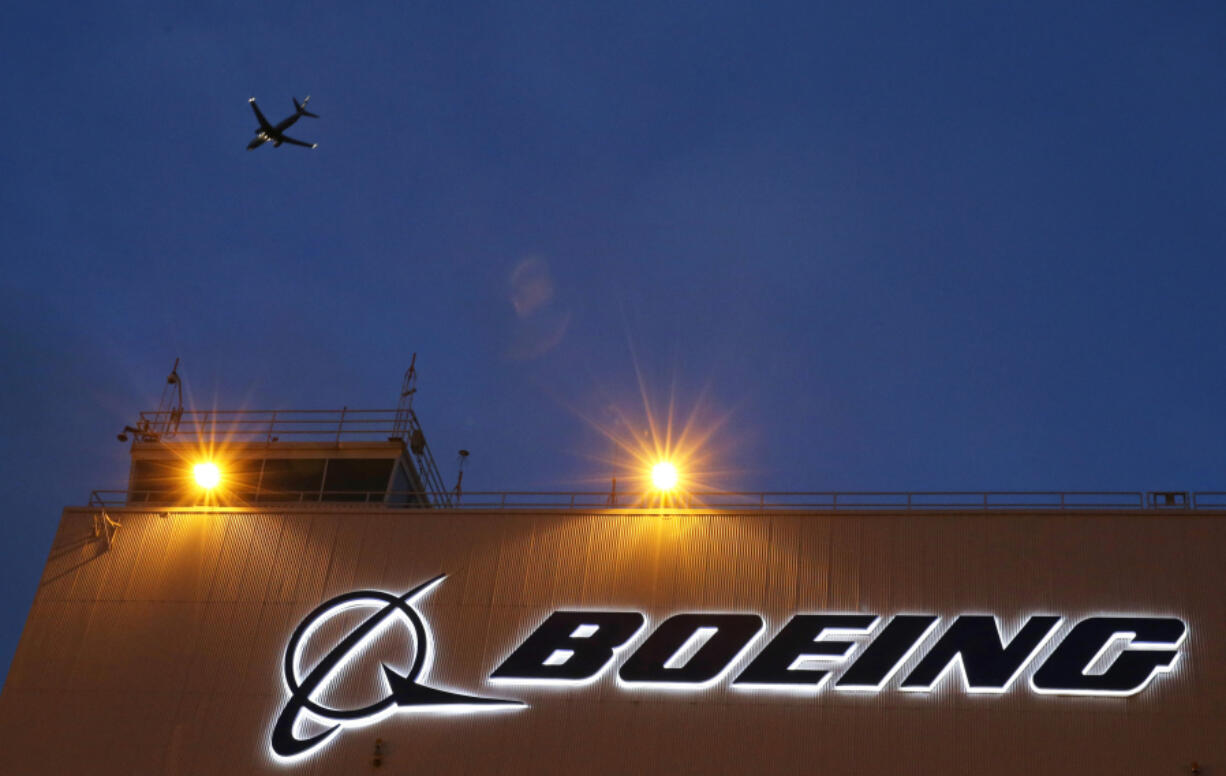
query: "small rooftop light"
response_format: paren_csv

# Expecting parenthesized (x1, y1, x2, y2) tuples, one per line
(193, 462, 221, 489)
(651, 461, 679, 491)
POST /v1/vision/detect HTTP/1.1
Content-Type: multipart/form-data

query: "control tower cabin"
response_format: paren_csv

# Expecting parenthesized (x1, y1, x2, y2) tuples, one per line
(101, 359, 454, 509)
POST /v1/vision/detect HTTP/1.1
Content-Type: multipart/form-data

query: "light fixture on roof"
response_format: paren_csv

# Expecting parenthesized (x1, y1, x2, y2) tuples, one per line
(651, 461, 679, 491)
(194, 462, 222, 490)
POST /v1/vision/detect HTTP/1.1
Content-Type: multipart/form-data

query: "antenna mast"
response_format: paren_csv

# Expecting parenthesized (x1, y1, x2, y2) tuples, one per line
(392, 354, 452, 506)
(117, 358, 183, 443)
(455, 449, 470, 502)
(153, 358, 184, 438)
(395, 353, 418, 424)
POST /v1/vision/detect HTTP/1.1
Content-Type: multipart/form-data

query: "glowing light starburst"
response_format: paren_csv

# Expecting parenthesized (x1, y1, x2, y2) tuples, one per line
(193, 462, 222, 489)
(156, 432, 248, 507)
(651, 462, 679, 491)
(576, 357, 739, 508)
(131, 381, 262, 508)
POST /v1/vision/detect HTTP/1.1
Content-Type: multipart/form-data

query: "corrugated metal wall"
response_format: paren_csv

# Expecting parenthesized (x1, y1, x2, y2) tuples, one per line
(0, 507, 1222, 774)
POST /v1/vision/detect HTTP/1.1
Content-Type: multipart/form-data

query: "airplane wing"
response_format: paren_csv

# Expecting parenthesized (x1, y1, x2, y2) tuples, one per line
(280, 134, 317, 149)
(248, 98, 273, 131)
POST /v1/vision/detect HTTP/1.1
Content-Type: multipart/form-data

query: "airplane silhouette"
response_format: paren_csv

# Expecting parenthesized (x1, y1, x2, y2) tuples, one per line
(247, 96, 318, 150)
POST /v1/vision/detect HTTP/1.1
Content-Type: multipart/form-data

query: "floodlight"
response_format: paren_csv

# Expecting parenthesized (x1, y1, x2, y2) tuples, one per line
(194, 462, 221, 489)
(651, 462, 679, 491)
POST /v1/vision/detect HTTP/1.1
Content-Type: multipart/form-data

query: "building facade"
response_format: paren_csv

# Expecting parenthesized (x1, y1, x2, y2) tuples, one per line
(1, 497, 1221, 774)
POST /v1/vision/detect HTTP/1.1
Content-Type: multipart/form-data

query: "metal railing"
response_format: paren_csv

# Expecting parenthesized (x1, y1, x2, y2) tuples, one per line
(86, 490, 1226, 511)
(134, 408, 407, 444)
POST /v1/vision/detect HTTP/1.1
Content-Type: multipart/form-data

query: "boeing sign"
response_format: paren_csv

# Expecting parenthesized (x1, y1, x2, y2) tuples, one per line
(270, 576, 1189, 760)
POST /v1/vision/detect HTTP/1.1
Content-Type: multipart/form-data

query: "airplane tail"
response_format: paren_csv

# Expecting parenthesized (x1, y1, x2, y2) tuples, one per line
(294, 96, 319, 118)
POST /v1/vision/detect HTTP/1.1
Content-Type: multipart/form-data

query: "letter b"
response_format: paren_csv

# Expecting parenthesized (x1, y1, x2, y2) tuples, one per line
(491, 611, 644, 682)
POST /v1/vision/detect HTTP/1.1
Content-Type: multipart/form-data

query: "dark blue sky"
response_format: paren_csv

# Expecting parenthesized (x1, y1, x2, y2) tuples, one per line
(2, 1, 1224, 681)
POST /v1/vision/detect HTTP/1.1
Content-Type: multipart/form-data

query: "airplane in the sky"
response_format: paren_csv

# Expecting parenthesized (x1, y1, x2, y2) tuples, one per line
(247, 96, 318, 150)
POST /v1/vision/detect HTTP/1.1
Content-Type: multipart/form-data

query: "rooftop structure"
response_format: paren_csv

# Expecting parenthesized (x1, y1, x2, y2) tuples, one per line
(107, 358, 453, 508)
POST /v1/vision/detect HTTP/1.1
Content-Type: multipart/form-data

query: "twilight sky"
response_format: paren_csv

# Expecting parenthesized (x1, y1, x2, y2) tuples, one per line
(2, 1, 1224, 681)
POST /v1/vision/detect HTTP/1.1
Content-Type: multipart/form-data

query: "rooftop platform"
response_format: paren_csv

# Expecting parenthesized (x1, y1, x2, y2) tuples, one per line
(114, 406, 454, 508)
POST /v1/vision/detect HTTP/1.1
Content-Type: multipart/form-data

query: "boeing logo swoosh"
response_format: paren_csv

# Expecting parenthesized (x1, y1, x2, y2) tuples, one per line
(270, 575, 521, 759)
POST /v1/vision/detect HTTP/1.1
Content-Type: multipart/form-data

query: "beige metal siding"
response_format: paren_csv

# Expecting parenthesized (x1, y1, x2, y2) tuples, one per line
(0, 507, 1222, 774)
